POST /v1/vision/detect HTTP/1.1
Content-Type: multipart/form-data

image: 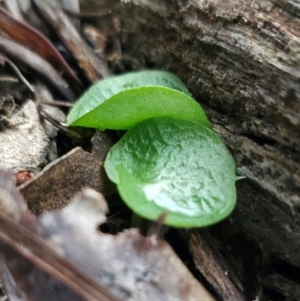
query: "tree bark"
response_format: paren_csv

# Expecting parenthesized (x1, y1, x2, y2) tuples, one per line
(112, 0, 300, 268)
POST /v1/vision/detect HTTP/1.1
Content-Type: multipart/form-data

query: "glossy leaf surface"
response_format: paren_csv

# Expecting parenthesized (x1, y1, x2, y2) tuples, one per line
(67, 71, 210, 129)
(104, 117, 237, 228)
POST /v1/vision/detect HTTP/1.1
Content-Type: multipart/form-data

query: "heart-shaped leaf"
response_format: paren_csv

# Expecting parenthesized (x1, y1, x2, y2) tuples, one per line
(104, 117, 237, 228)
(67, 70, 211, 129)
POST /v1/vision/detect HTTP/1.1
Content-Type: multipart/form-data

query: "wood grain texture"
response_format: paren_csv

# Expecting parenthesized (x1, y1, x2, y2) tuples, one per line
(113, 0, 300, 267)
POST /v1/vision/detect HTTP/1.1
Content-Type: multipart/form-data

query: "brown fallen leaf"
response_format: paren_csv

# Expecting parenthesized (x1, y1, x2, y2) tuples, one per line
(0, 34, 76, 101)
(0, 6, 83, 92)
(0, 169, 215, 301)
(19, 147, 102, 213)
(20, 130, 116, 213)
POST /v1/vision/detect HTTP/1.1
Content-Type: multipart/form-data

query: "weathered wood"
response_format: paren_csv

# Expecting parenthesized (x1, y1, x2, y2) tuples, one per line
(188, 230, 246, 301)
(113, 0, 300, 267)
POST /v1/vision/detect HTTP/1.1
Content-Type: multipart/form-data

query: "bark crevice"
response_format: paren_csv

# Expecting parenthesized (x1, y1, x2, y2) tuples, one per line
(112, 0, 300, 268)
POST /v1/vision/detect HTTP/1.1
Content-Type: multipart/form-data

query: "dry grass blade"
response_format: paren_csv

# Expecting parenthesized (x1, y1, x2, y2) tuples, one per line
(0, 7, 83, 92)
(0, 34, 76, 101)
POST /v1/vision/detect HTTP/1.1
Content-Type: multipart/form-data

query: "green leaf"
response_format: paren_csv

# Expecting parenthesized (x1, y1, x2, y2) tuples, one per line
(104, 117, 237, 228)
(66, 70, 211, 129)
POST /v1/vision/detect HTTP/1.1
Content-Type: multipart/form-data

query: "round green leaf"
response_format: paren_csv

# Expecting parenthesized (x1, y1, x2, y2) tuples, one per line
(104, 117, 237, 228)
(66, 70, 210, 129)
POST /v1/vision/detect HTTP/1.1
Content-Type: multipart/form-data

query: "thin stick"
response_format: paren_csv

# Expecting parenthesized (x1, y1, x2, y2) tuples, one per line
(38, 107, 82, 139)
(0, 54, 35, 93)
